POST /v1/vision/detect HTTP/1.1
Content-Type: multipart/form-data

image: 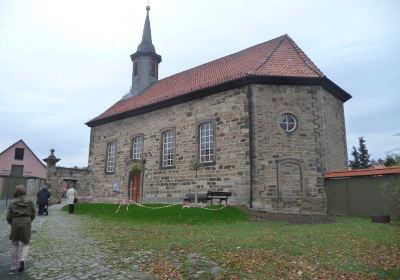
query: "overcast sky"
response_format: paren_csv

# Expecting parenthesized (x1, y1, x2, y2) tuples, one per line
(0, 0, 399, 167)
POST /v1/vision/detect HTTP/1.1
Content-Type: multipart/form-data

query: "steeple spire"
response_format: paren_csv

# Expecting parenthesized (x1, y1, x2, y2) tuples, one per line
(123, 5, 162, 99)
(137, 5, 155, 52)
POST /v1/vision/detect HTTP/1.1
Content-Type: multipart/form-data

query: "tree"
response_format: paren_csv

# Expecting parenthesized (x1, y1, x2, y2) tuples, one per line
(371, 158, 385, 166)
(349, 136, 371, 169)
(190, 160, 200, 204)
(349, 146, 361, 169)
(358, 136, 371, 168)
(384, 154, 400, 167)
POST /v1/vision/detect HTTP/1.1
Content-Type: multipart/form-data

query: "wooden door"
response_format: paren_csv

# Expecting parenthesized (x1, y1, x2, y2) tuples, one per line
(131, 175, 141, 202)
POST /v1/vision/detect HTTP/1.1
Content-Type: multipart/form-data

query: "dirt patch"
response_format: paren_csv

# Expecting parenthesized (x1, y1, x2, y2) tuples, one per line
(238, 206, 332, 224)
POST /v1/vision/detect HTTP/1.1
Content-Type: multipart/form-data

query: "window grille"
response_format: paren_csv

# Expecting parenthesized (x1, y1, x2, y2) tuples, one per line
(162, 130, 174, 167)
(279, 114, 297, 133)
(132, 136, 143, 159)
(14, 148, 24, 160)
(199, 122, 214, 163)
(106, 141, 116, 173)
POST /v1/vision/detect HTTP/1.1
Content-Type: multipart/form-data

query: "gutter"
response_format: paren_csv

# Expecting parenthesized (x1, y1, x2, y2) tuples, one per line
(246, 85, 255, 208)
(86, 76, 352, 127)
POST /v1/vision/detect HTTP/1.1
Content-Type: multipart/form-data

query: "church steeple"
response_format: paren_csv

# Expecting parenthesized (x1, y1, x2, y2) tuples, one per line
(125, 5, 162, 99)
(137, 5, 155, 52)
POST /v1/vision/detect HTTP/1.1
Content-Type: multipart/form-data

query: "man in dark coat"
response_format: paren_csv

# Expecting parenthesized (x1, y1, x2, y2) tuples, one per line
(37, 186, 51, 216)
(7, 185, 36, 272)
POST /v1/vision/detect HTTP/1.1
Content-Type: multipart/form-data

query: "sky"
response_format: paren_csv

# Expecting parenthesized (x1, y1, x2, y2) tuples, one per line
(0, 0, 399, 167)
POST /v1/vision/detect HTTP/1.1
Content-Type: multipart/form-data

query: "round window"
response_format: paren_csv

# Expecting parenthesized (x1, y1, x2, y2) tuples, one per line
(279, 114, 297, 133)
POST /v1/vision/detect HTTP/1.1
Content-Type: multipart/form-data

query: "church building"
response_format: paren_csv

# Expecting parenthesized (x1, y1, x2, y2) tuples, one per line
(86, 6, 351, 213)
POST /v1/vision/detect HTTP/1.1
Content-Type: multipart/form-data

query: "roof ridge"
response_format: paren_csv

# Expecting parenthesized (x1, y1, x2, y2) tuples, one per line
(284, 35, 325, 77)
(88, 34, 352, 126)
(0, 139, 47, 169)
(248, 35, 286, 75)
(0, 139, 23, 157)
(151, 35, 286, 85)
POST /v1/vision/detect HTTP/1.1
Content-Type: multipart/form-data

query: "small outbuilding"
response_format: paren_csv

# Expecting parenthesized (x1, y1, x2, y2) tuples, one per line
(0, 139, 47, 201)
(325, 167, 400, 217)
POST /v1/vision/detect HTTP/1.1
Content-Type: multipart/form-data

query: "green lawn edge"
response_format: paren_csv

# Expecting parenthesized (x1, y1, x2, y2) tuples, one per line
(62, 202, 249, 225)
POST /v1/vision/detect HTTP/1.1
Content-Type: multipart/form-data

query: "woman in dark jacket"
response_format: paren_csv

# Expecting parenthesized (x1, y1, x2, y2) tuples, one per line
(6, 185, 36, 272)
(37, 186, 51, 215)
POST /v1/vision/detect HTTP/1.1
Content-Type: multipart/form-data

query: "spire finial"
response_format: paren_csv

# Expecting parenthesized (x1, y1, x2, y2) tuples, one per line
(146, 0, 150, 11)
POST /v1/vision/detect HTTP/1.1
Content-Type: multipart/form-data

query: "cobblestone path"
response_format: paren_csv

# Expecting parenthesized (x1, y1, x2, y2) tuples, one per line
(0, 204, 155, 280)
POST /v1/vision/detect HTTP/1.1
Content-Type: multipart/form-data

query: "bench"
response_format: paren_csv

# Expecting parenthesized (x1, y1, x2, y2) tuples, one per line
(183, 191, 232, 204)
(206, 191, 232, 205)
(183, 193, 208, 203)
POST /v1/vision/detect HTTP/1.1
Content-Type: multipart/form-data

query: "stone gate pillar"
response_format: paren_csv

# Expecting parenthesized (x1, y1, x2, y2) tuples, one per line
(43, 149, 61, 204)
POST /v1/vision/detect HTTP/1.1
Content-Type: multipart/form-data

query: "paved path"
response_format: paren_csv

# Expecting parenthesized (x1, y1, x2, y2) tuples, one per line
(0, 203, 155, 280)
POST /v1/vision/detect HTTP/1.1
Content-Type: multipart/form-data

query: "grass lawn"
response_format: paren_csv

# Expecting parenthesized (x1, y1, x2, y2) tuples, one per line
(65, 203, 400, 279)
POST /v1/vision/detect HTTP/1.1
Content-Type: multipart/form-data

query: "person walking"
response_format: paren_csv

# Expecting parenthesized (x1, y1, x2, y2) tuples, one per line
(6, 185, 36, 272)
(37, 186, 51, 216)
(66, 184, 78, 214)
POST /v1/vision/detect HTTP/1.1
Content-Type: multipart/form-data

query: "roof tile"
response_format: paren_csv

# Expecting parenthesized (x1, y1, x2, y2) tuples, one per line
(90, 34, 326, 123)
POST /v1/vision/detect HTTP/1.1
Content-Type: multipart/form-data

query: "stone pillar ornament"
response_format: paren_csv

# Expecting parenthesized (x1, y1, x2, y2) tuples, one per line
(43, 149, 61, 204)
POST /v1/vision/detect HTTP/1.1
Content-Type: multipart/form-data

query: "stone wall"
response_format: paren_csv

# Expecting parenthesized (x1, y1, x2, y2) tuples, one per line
(54, 167, 92, 199)
(89, 87, 251, 203)
(88, 84, 347, 213)
(320, 87, 348, 172)
(250, 85, 347, 213)
(0, 175, 45, 201)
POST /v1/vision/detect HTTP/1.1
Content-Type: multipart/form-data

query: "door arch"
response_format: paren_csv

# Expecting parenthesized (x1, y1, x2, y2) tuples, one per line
(276, 158, 305, 211)
(126, 160, 145, 202)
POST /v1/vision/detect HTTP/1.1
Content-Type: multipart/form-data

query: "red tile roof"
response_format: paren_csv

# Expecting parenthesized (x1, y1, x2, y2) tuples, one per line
(88, 34, 349, 126)
(324, 167, 400, 178)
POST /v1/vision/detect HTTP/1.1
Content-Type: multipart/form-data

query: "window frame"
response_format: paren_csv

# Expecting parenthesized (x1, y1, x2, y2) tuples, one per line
(160, 129, 176, 169)
(10, 164, 24, 176)
(14, 148, 24, 160)
(278, 113, 298, 133)
(133, 60, 139, 77)
(131, 135, 144, 160)
(105, 141, 117, 174)
(198, 121, 215, 164)
(150, 61, 157, 78)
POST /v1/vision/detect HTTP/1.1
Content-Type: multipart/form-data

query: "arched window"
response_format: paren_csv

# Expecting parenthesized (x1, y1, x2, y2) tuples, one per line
(162, 130, 175, 167)
(199, 122, 214, 163)
(150, 61, 157, 78)
(133, 61, 139, 77)
(132, 136, 143, 159)
(279, 113, 297, 133)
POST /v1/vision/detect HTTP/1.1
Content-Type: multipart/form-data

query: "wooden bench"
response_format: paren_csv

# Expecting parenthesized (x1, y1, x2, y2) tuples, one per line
(206, 191, 232, 205)
(183, 191, 232, 204)
(183, 193, 208, 203)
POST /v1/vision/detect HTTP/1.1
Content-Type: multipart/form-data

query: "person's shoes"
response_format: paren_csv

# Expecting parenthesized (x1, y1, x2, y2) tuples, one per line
(18, 261, 24, 272)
